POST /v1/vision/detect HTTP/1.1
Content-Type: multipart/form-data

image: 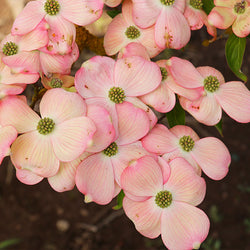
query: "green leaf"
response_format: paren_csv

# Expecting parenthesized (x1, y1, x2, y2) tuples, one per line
(225, 33, 247, 82)
(0, 238, 20, 249)
(215, 119, 223, 136)
(166, 100, 185, 128)
(107, 9, 121, 18)
(113, 190, 125, 210)
(202, 0, 215, 15)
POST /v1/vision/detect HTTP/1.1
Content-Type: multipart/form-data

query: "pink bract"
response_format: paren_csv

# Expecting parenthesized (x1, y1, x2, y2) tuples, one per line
(169, 57, 250, 125)
(121, 156, 209, 250)
(0, 89, 96, 178)
(132, 0, 191, 49)
(75, 55, 161, 139)
(104, 0, 162, 57)
(208, 0, 250, 37)
(142, 124, 231, 180)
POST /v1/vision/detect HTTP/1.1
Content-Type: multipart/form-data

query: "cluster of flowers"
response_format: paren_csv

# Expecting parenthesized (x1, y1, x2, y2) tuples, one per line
(0, 0, 250, 249)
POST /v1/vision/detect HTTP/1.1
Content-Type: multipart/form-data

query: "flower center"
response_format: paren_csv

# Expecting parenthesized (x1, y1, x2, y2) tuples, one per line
(125, 26, 140, 39)
(160, 0, 175, 6)
(234, 1, 246, 14)
(204, 75, 220, 93)
(2, 42, 18, 56)
(160, 67, 168, 81)
(108, 87, 126, 104)
(37, 117, 55, 135)
(50, 78, 63, 88)
(190, 0, 203, 9)
(179, 135, 195, 152)
(44, 0, 60, 16)
(155, 190, 172, 208)
(103, 142, 118, 157)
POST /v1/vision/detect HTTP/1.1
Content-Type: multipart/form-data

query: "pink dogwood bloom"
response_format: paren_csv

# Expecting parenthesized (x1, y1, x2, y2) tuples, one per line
(121, 156, 209, 250)
(104, 0, 162, 57)
(184, 0, 217, 37)
(131, 0, 191, 49)
(75, 56, 161, 139)
(0, 124, 17, 165)
(169, 57, 250, 125)
(142, 124, 231, 180)
(208, 0, 250, 37)
(0, 89, 96, 177)
(76, 140, 154, 205)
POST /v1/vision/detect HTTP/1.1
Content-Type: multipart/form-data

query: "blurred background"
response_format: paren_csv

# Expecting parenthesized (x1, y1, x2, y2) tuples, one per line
(0, 0, 249, 249)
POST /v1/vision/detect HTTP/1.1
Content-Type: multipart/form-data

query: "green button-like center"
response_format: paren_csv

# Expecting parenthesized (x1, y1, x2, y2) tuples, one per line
(50, 78, 63, 88)
(160, 0, 175, 6)
(155, 190, 172, 208)
(234, 1, 246, 14)
(44, 0, 60, 15)
(190, 0, 203, 9)
(179, 135, 195, 152)
(37, 117, 55, 135)
(2, 41, 18, 56)
(125, 26, 141, 39)
(108, 87, 126, 104)
(204, 75, 220, 93)
(103, 142, 118, 157)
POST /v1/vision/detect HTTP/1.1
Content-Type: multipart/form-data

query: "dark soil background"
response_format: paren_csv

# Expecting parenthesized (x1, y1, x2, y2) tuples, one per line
(0, 23, 249, 250)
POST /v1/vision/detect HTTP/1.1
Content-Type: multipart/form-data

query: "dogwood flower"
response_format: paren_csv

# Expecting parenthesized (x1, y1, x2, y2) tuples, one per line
(0, 89, 96, 177)
(121, 156, 209, 250)
(208, 0, 250, 37)
(142, 124, 231, 180)
(75, 55, 161, 138)
(169, 57, 250, 125)
(104, 0, 162, 57)
(131, 0, 191, 49)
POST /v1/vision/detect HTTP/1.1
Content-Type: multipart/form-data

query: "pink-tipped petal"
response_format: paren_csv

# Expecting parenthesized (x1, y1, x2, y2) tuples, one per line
(164, 158, 206, 206)
(169, 125, 200, 141)
(0, 125, 17, 164)
(105, 0, 121, 7)
(123, 196, 162, 238)
(208, 7, 235, 29)
(48, 157, 81, 192)
(191, 137, 231, 180)
(11, 1, 44, 35)
(121, 156, 164, 197)
(157, 156, 171, 184)
(0, 83, 26, 99)
(40, 88, 86, 124)
(51, 116, 96, 162)
(116, 102, 150, 145)
(141, 124, 178, 155)
(155, 8, 191, 49)
(86, 104, 115, 153)
(75, 56, 115, 98)
(184, 6, 204, 30)
(61, 0, 103, 26)
(161, 202, 210, 250)
(196, 66, 225, 84)
(103, 14, 128, 56)
(132, 0, 160, 28)
(115, 56, 161, 96)
(16, 168, 43, 185)
(11, 132, 60, 177)
(169, 57, 204, 88)
(0, 95, 40, 133)
(215, 81, 250, 123)
(179, 95, 222, 126)
(75, 153, 115, 205)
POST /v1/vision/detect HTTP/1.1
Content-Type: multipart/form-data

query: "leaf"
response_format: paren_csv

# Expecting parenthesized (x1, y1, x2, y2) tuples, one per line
(0, 238, 20, 249)
(215, 119, 223, 136)
(225, 33, 247, 82)
(202, 0, 215, 15)
(113, 190, 125, 210)
(107, 9, 121, 18)
(166, 100, 185, 128)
